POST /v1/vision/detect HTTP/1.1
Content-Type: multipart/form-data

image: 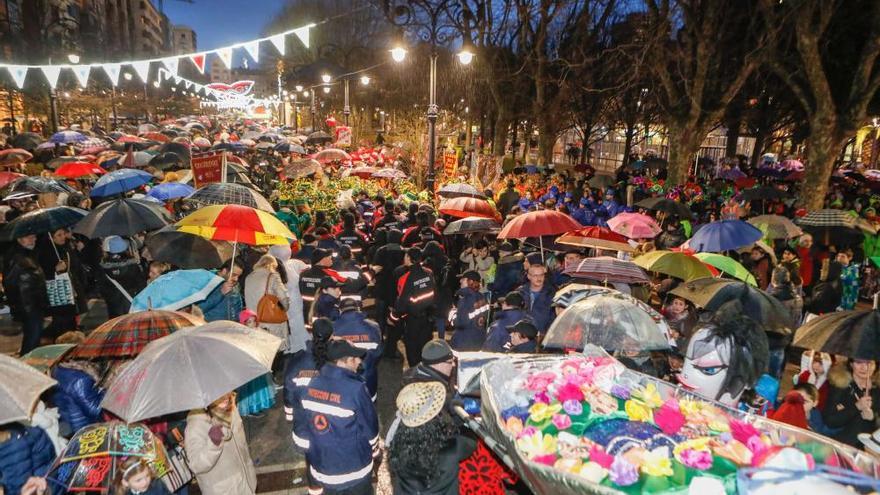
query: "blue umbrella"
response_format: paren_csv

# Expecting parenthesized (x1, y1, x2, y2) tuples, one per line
(130, 269, 223, 312)
(211, 142, 245, 152)
(49, 131, 87, 144)
(147, 182, 195, 202)
(687, 219, 763, 253)
(91, 168, 153, 198)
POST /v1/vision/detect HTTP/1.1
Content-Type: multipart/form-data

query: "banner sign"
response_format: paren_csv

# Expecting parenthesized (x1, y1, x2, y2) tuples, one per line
(443, 152, 457, 178)
(335, 126, 352, 147)
(191, 152, 227, 188)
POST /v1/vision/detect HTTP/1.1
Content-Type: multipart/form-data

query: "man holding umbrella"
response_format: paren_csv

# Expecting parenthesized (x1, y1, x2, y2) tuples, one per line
(198, 260, 244, 322)
(3, 233, 48, 353)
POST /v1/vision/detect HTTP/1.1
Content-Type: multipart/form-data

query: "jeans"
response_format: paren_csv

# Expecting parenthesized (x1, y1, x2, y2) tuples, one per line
(20, 311, 45, 354)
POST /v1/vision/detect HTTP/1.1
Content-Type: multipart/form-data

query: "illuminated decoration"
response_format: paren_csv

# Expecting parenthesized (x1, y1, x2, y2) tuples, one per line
(103, 64, 122, 86)
(72, 65, 91, 87)
(158, 69, 274, 112)
(270, 34, 286, 56)
(131, 61, 150, 83)
(241, 41, 260, 63)
(215, 47, 233, 69)
(41, 66, 62, 89)
(8, 66, 27, 88)
(162, 57, 179, 76)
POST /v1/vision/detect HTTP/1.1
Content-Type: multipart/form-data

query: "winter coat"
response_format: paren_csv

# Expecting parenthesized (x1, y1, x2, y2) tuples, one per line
(822, 364, 880, 448)
(244, 267, 289, 348)
(517, 283, 556, 334)
(36, 238, 88, 313)
(483, 308, 527, 353)
(372, 243, 405, 301)
(313, 293, 340, 322)
(272, 247, 308, 353)
(97, 256, 146, 317)
(805, 263, 843, 315)
(459, 252, 495, 286)
(509, 340, 538, 353)
(3, 245, 48, 318)
(334, 310, 383, 399)
(333, 259, 369, 302)
(0, 425, 55, 495)
(198, 284, 244, 323)
(497, 188, 520, 216)
(184, 409, 257, 495)
(392, 435, 477, 495)
(282, 343, 320, 421)
(51, 362, 105, 433)
(450, 287, 489, 351)
(489, 255, 524, 297)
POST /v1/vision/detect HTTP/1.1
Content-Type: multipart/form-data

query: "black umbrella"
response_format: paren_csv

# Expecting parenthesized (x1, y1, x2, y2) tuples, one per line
(670, 278, 794, 335)
(306, 131, 332, 145)
(73, 198, 171, 238)
(10, 132, 43, 151)
(793, 309, 880, 360)
(157, 142, 191, 164)
(738, 186, 786, 202)
(4, 177, 75, 195)
(0, 206, 86, 241)
(634, 197, 693, 219)
(46, 156, 81, 170)
(145, 227, 234, 269)
(148, 152, 184, 170)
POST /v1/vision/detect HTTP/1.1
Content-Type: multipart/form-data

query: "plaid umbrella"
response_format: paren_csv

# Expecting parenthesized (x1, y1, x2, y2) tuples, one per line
(69, 309, 204, 359)
(793, 309, 880, 361)
(564, 256, 650, 284)
(748, 214, 803, 239)
(555, 226, 634, 252)
(186, 182, 274, 212)
(798, 209, 857, 228)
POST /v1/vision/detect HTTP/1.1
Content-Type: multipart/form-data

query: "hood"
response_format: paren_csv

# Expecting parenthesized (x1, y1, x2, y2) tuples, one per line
(269, 244, 292, 262)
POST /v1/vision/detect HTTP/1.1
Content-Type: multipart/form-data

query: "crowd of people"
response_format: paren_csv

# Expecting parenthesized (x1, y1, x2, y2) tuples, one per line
(1, 119, 880, 495)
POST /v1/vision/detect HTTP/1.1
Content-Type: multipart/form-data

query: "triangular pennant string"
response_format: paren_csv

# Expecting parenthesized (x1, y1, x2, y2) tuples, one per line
(72, 65, 91, 88)
(242, 41, 259, 63)
(103, 64, 122, 86)
(190, 54, 206, 73)
(293, 26, 311, 49)
(131, 61, 151, 83)
(162, 57, 179, 76)
(270, 34, 286, 56)
(41, 66, 62, 89)
(215, 47, 233, 69)
(7, 66, 28, 88)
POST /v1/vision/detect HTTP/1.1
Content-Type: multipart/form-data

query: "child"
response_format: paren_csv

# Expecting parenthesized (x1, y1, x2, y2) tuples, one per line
(663, 296, 693, 347)
(114, 457, 170, 495)
(235, 310, 275, 417)
(770, 383, 819, 432)
(794, 350, 832, 409)
(147, 261, 171, 283)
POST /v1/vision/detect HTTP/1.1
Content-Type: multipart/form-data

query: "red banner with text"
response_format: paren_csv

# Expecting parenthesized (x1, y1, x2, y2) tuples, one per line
(191, 152, 227, 188)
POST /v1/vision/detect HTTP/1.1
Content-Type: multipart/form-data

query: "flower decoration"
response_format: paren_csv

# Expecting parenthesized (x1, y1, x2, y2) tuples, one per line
(505, 416, 524, 436)
(625, 399, 653, 422)
(589, 444, 614, 469)
(554, 457, 583, 474)
(654, 400, 685, 435)
(609, 456, 640, 486)
(631, 383, 663, 409)
(562, 399, 583, 416)
(678, 448, 713, 470)
(640, 447, 674, 477)
(730, 419, 761, 446)
(578, 462, 608, 483)
(517, 431, 558, 460)
(552, 414, 572, 431)
(525, 371, 558, 392)
(586, 389, 618, 415)
(610, 384, 631, 400)
(555, 382, 585, 403)
(529, 402, 562, 423)
(534, 390, 551, 404)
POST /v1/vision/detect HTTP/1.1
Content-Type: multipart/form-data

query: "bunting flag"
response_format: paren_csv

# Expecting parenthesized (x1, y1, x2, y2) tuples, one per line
(293, 25, 311, 48)
(190, 53, 206, 73)
(184, 80, 193, 90)
(72, 65, 91, 88)
(7, 66, 28, 88)
(131, 60, 151, 83)
(40, 66, 62, 89)
(270, 34, 286, 56)
(215, 47, 233, 69)
(162, 57, 179, 76)
(173, 75, 182, 85)
(242, 41, 260, 63)
(103, 63, 122, 86)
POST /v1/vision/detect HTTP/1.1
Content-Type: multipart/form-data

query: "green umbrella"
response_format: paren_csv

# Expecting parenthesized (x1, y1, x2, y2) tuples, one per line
(20, 344, 75, 374)
(632, 250, 715, 281)
(694, 252, 757, 286)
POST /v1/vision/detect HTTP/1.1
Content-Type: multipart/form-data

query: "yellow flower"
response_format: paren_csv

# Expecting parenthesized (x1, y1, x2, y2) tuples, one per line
(632, 383, 663, 409)
(517, 432, 558, 459)
(578, 461, 608, 483)
(673, 438, 712, 458)
(625, 399, 653, 422)
(529, 402, 562, 423)
(505, 416, 524, 436)
(678, 398, 705, 417)
(640, 447, 674, 477)
(554, 457, 583, 474)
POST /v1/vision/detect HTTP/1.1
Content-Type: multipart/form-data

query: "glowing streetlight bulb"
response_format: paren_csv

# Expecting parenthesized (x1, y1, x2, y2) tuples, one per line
(303, 90, 309, 97)
(390, 47, 407, 62)
(457, 49, 474, 65)
(67, 54, 80, 64)
(153, 81, 160, 88)
(322, 86, 330, 94)
(295, 85, 303, 92)
(360, 75, 371, 85)
(321, 74, 332, 83)
(123, 73, 133, 81)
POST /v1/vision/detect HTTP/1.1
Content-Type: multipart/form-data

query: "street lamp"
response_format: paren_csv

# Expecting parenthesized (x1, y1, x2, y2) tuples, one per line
(390, 46, 407, 62)
(295, 85, 303, 92)
(303, 90, 309, 97)
(457, 44, 474, 65)
(323, 86, 330, 94)
(67, 54, 80, 64)
(360, 75, 371, 86)
(321, 74, 332, 84)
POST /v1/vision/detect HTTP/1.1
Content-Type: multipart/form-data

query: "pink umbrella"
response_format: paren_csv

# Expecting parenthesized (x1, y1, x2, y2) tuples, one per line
(607, 212, 662, 239)
(780, 159, 804, 171)
(314, 148, 351, 163)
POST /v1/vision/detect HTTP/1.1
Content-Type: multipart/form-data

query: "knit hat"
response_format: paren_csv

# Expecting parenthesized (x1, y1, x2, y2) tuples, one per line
(238, 309, 258, 325)
(312, 317, 334, 339)
(396, 382, 447, 427)
(421, 339, 453, 365)
(102, 235, 129, 254)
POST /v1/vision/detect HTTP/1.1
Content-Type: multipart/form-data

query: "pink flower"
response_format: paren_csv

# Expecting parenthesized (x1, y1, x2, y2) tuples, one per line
(534, 391, 551, 404)
(589, 444, 614, 469)
(525, 371, 557, 392)
(555, 382, 585, 403)
(679, 448, 713, 470)
(533, 454, 558, 466)
(654, 400, 686, 435)
(552, 413, 572, 430)
(730, 419, 761, 446)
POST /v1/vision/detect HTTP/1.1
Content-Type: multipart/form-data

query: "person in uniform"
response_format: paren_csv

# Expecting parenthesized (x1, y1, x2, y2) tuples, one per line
(392, 247, 437, 367)
(449, 270, 489, 351)
(334, 299, 383, 401)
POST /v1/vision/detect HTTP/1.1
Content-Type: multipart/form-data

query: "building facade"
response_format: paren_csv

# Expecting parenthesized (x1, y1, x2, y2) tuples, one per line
(172, 24, 196, 53)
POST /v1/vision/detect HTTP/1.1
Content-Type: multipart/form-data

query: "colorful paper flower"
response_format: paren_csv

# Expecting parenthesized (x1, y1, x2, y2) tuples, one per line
(654, 399, 686, 435)
(730, 419, 761, 446)
(609, 456, 640, 486)
(534, 391, 551, 404)
(516, 431, 558, 460)
(610, 384, 631, 400)
(640, 447, 673, 477)
(554, 457, 583, 474)
(552, 413, 572, 430)
(631, 382, 663, 409)
(562, 399, 583, 416)
(589, 444, 614, 469)
(505, 416, 524, 436)
(529, 402, 562, 423)
(678, 448, 713, 470)
(586, 389, 618, 415)
(555, 382, 585, 403)
(525, 371, 558, 392)
(578, 462, 608, 483)
(625, 399, 653, 422)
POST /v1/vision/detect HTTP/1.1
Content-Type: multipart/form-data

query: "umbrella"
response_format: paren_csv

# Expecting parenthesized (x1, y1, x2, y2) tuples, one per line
(49, 130, 86, 144)
(46, 156, 81, 170)
(148, 152, 184, 170)
(46, 422, 187, 493)
(114, 134, 144, 144)
(437, 183, 487, 199)
(498, 210, 580, 238)
(101, 321, 281, 423)
(555, 226, 634, 252)
(736, 239, 778, 264)
(157, 142, 191, 162)
(314, 148, 351, 162)
(129, 269, 224, 312)
(588, 175, 616, 189)
(348, 165, 380, 178)
(632, 250, 716, 281)
(564, 256, 650, 284)
(69, 309, 204, 359)
(443, 216, 500, 235)
(175, 204, 295, 246)
(634, 197, 693, 219)
(793, 309, 880, 361)
(90, 168, 152, 197)
(20, 344, 75, 374)
(0, 354, 57, 425)
(306, 131, 333, 144)
(10, 133, 42, 151)
(0, 206, 86, 242)
(780, 159, 804, 171)
(0, 148, 33, 166)
(738, 186, 786, 202)
(670, 277, 794, 334)
(748, 214, 803, 239)
(138, 123, 158, 134)
(693, 252, 757, 285)
(797, 209, 861, 245)
(439, 197, 498, 220)
(122, 151, 156, 168)
(284, 159, 322, 179)
(192, 136, 212, 148)
(74, 198, 171, 238)
(54, 162, 105, 179)
(0, 171, 25, 188)
(140, 131, 170, 143)
(552, 284, 616, 309)
(146, 227, 233, 269)
(606, 212, 662, 239)
(146, 182, 194, 201)
(186, 182, 274, 212)
(686, 219, 764, 252)
(371, 168, 407, 179)
(211, 142, 245, 152)
(276, 142, 306, 154)
(5, 176, 75, 195)
(542, 294, 671, 353)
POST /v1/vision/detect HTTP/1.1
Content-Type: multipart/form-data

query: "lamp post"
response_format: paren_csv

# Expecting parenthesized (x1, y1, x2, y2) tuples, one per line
(385, 1, 476, 192)
(343, 79, 350, 126)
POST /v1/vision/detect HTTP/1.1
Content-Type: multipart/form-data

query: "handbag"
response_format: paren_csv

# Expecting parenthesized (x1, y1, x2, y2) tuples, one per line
(257, 274, 287, 323)
(47, 273, 75, 307)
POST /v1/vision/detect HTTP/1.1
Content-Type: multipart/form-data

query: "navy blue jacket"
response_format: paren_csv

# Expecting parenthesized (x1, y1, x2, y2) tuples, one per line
(450, 287, 489, 351)
(517, 283, 556, 334)
(482, 308, 527, 352)
(334, 310, 383, 399)
(313, 293, 341, 321)
(292, 364, 379, 490)
(0, 425, 54, 495)
(51, 365, 105, 432)
(282, 343, 320, 421)
(509, 340, 538, 353)
(489, 256, 523, 298)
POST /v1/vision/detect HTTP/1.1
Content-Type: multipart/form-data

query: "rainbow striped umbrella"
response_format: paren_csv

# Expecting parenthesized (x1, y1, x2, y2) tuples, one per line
(175, 204, 295, 245)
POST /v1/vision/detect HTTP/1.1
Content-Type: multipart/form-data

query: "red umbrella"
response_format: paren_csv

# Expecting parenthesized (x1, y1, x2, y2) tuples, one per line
(498, 210, 581, 239)
(556, 226, 634, 252)
(115, 135, 144, 144)
(0, 171, 25, 188)
(54, 162, 106, 178)
(439, 197, 498, 219)
(140, 132, 170, 143)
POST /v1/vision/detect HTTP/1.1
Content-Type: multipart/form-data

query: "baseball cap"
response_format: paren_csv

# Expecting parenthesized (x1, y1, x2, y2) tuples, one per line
(507, 319, 538, 339)
(327, 339, 366, 361)
(311, 248, 332, 264)
(503, 291, 525, 308)
(421, 339, 453, 365)
(460, 270, 481, 283)
(102, 235, 129, 254)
